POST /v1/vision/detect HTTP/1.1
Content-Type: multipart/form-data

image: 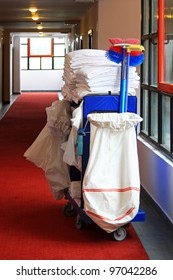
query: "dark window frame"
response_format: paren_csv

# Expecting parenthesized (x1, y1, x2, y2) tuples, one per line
(141, 0, 173, 159)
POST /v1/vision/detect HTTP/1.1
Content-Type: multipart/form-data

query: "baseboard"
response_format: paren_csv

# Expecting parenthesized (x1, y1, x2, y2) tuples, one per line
(141, 186, 173, 230)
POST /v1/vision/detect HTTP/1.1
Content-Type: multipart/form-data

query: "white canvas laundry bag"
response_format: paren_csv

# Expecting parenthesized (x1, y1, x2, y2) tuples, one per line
(82, 112, 143, 233)
(24, 100, 71, 200)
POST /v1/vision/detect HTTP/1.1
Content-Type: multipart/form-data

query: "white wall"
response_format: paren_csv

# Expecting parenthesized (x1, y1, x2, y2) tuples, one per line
(138, 137, 173, 223)
(18, 36, 64, 91)
(21, 70, 63, 91)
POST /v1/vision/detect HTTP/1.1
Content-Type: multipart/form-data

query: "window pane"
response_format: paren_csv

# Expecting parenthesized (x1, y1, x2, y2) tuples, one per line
(29, 57, 40, 69)
(29, 38, 53, 56)
(164, 0, 173, 83)
(54, 44, 65, 56)
(20, 37, 28, 44)
(150, 36, 158, 86)
(162, 95, 170, 151)
(20, 44, 28, 56)
(151, 91, 158, 141)
(21, 58, 28, 70)
(142, 40, 149, 84)
(54, 57, 65, 69)
(142, 0, 149, 34)
(164, 39, 173, 83)
(141, 89, 149, 134)
(151, 0, 158, 33)
(41, 57, 52, 69)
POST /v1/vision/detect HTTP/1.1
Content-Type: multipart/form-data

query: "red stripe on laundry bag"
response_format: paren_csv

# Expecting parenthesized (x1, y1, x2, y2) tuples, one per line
(86, 207, 135, 222)
(114, 207, 136, 221)
(83, 187, 140, 193)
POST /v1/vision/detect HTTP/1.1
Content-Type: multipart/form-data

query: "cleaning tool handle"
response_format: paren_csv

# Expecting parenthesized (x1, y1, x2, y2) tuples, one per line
(119, 47, 127, 113)
(76, 128, 84, 156)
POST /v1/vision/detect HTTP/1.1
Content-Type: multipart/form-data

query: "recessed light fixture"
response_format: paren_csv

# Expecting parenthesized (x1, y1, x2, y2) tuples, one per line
(29, 7, 39, 20)
(36, 22, 43, 30)
(32, 13, 39, 21)
(29, 8, 37, 13)
(75, 0, 95, 2)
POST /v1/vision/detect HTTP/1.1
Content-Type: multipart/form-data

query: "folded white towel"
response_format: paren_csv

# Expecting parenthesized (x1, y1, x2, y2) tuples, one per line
(61, 49, 140, 103)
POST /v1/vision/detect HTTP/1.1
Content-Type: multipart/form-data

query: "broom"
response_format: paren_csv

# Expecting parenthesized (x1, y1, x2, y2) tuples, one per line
(106, 38, 145, 112)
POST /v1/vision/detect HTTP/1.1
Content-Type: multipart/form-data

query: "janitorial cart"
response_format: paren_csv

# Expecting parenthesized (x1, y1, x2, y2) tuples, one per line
(63, 40, 146, 241)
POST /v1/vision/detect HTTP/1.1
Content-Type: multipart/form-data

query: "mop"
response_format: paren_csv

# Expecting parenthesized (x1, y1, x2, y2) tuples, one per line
(106, 38, 145, 112)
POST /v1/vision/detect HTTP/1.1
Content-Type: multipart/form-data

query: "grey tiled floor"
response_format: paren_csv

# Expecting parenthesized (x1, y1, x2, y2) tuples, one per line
(1, 93, 173, 260)
(133, 189, 173, 260)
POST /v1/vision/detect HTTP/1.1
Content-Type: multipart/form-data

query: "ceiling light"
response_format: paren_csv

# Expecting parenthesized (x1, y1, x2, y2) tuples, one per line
(29, 8, 38, 13)
(36, 22, 43, 30)
(75, 0, 95, 2)
(32, 13, 39, 21)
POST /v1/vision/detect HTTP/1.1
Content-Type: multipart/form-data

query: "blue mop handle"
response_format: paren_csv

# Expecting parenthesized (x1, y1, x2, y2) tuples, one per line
(119, 46, 127, 113)
(124, 50, 130, 112)
(119, 44, 145, 113)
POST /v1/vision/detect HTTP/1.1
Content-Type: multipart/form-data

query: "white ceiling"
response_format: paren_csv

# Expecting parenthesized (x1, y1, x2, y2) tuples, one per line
(0, 0, 96, 31)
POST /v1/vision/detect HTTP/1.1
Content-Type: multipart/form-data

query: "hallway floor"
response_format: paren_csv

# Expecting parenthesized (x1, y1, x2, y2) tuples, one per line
(0, 93, 173, 260)
(132, 188, 173, 260)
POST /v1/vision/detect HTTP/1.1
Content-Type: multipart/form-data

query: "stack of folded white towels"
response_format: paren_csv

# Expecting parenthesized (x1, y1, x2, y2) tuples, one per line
(62, 49, 140, 103)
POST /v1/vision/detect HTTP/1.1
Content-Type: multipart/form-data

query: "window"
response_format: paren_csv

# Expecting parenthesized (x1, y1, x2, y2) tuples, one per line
(20, 36, 66, 70)
(28, 38, 53, 57)
(141, 0, 173, 158)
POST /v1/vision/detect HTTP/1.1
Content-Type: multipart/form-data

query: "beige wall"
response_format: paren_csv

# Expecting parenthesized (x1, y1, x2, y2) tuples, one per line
(98, 0, 141, 50)
(80, 2, 98, 49)
(79, 0, 141, 51)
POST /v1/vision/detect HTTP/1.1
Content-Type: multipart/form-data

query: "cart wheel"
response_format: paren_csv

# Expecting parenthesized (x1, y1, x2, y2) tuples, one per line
(124, 222, 130, 228)
(75, 215, 85, 229)
(63, 202, 76, 217)
(111, 227, 127, 241)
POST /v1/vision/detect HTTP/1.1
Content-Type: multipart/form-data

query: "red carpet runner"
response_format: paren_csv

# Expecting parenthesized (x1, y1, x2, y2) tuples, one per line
(0, 92, 149, 260)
